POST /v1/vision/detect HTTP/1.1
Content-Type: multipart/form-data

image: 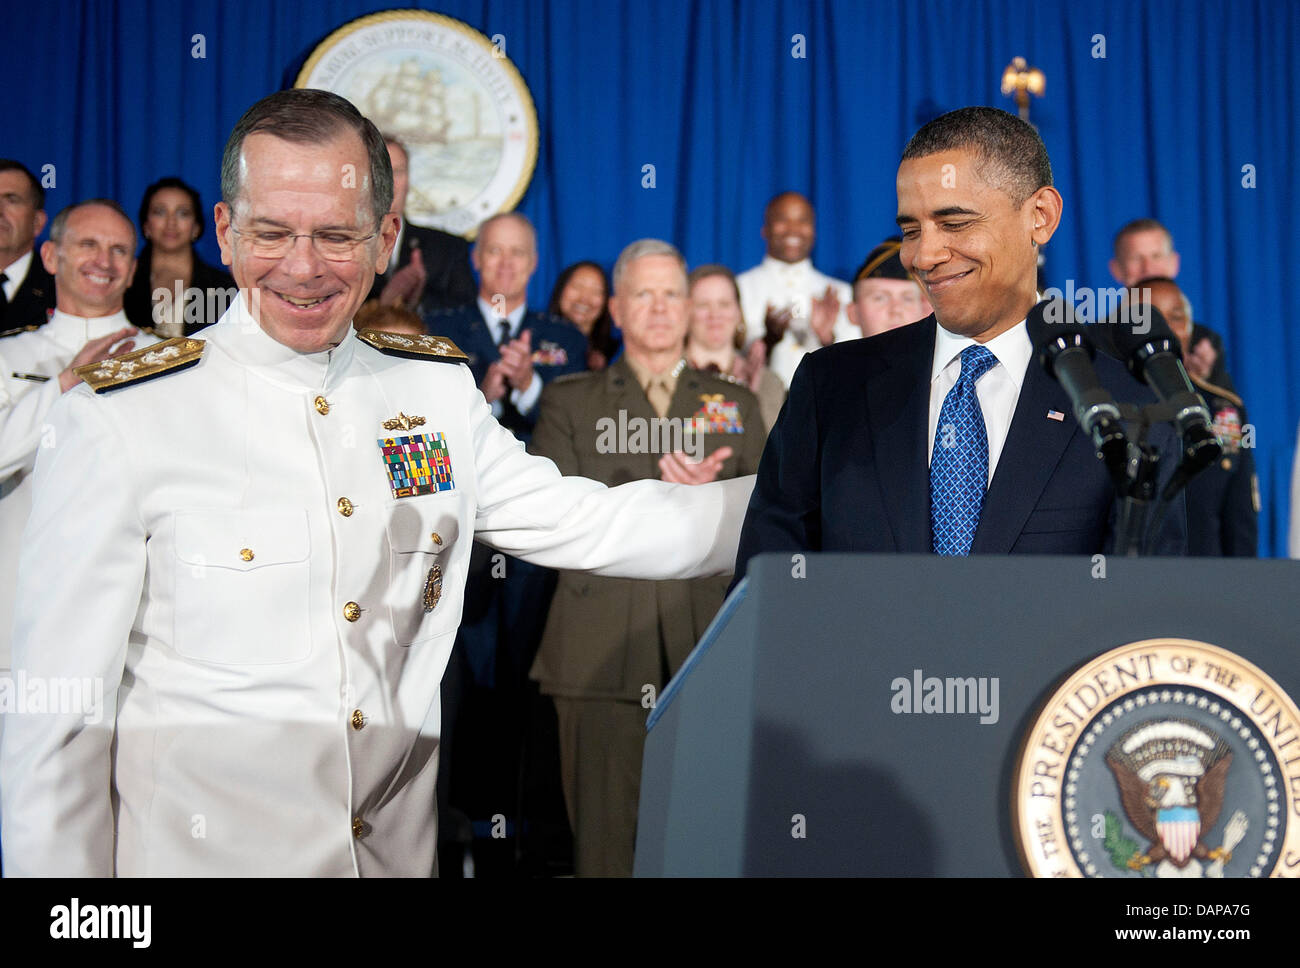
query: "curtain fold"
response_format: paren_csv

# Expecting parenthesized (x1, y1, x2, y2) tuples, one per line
(11, 0, 1297, 553)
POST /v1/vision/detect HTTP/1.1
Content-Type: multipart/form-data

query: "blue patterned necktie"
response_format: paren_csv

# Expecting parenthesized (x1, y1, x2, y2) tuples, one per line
(930, 344, 999, 555)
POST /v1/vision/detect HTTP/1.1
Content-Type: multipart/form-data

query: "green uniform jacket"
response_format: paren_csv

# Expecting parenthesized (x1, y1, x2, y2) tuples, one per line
(528, 357, 766, 701)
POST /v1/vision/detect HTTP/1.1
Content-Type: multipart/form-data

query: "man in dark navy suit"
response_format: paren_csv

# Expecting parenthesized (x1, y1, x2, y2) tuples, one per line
(427, 212, 586, 441)
(366, 137, 476, 315)
(735, 107, 1185, 578)
(0, 161, 55, 330)
(423, 209, 587, 875)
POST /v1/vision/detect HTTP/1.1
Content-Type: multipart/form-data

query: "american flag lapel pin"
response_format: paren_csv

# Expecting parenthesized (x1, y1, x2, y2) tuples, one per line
(1047, 409, 1066, 422)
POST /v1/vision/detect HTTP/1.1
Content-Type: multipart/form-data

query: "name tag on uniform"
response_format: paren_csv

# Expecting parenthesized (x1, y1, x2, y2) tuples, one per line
(690, 394, 744, 434)
(378, 432, 455, 498)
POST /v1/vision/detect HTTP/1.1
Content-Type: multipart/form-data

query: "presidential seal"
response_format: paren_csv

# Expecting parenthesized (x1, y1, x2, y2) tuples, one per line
(296, 9, 538, 237)
(1013, 640, 1300, 877)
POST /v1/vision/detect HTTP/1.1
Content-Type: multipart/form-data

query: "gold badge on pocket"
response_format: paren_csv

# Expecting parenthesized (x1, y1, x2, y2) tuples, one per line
(423, 564, 443, 612)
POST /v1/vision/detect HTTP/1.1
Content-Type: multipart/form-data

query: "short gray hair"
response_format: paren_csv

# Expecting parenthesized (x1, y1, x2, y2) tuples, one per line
(612, 238, 686, 292)
(48, 198, 137, 249)
(220, 89, 393, 226)
(473, 211, 537, 254)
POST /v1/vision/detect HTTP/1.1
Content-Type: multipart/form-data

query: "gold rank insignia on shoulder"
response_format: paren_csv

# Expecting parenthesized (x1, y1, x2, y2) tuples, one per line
(355, 329, 468, 362)
(0, 323, 41, 339)
(382, 411, 426, 431)
(75, 337, 206, 394)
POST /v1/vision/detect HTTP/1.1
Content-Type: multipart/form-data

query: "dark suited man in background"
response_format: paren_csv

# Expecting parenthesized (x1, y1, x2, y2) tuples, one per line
(1139, 276, 1257, 556)
(530, 239, 766, 876)
(426, 210, 587, 875)
(736, 106, 1184, 577)
(0, 161, 55, 330)
(428, 212, 587, 440)
(366, 136, 476, 314)
(1108, 217, 1234, 392)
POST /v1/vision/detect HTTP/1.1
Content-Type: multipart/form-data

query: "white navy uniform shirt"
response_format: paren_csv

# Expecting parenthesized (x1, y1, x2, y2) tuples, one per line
(736, 256, 857, 389)
(0, 310, 155, 668)
(0, 294, 753, 876)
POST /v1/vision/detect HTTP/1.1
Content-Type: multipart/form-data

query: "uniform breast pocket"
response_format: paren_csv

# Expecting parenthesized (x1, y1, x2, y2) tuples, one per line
(386, 497, 462, 647)
(171, 509, 312, 665)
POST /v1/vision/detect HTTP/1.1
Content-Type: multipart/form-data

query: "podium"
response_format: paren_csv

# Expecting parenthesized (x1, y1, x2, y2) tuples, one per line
(634, 554, 1300, 876)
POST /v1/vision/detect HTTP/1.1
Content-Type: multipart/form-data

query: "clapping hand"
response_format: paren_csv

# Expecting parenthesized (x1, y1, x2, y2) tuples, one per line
(658, 446, 734, 485)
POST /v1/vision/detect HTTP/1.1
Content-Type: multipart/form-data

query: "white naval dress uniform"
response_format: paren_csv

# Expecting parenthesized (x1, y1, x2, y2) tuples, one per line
(0, 296, 753, 876)
(736, 256, 857, 390)
(0, 311, 155, 777)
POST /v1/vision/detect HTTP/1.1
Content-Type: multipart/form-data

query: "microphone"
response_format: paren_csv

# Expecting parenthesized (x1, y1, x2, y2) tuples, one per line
(1025, 299, 1128, 469)
(1108, 303, 1221, 478)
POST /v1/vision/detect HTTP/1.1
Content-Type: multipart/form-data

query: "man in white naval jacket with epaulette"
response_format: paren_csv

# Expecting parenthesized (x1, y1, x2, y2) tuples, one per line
(0, 89, 752, 877)
(0, 199, 152, 786)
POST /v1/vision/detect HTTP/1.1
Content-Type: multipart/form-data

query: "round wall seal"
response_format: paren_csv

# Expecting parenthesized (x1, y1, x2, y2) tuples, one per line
(295, 9, 539, 237)
(1014, 639, 1300, 877)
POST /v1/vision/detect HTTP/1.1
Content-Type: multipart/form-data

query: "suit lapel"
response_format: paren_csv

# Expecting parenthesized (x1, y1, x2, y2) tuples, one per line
(866, 319, 934, 552)
(971, 357, 1078, 553)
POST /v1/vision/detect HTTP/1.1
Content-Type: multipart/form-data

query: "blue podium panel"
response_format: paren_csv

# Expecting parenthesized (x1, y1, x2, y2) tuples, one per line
(635, 554, 1300, 876)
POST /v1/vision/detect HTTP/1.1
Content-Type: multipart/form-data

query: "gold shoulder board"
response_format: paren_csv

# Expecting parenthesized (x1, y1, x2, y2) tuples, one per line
(356, 329, 468, 362)
(0, 323, 41, 339)
(75, 337, 206, 394)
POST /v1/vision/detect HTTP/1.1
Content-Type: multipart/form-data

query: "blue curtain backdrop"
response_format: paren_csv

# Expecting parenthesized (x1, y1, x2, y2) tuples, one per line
(10, 0, 1298, 554)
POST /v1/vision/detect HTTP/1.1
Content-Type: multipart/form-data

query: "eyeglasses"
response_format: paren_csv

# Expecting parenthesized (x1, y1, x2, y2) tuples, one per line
(231, 224, 379, 262)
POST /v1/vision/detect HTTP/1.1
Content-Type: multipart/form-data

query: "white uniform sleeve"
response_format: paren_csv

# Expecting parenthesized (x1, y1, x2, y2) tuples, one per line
(462, 366, 752, 578)
(0, 387, 145, 876)
(0, 368, 60, 480)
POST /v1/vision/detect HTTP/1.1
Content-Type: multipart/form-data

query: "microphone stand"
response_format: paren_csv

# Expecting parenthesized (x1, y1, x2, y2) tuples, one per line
(1109, 402, 1161, 556)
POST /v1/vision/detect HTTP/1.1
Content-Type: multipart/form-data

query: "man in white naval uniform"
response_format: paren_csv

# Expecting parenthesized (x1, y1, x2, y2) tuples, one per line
(735, 191, 857, 389)
(0, 90, 751, 877)
(0, 200, 148, 777)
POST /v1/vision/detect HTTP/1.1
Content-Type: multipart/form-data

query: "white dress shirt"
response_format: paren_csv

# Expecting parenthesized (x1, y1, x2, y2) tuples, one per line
(736, 256, 857, 389)
(926, 317, 1035, 485)
(0, 294, 753, 876)
(1, 250, 34, 304)
(475, 295, 543, 417)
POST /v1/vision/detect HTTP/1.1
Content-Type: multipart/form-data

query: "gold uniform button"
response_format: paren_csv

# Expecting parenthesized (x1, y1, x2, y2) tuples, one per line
(431, 532, 443, 546)
(352, 817, 365, 838)
(314, 395, 330, 415)
(351, 709, 366, 730)
(343, 601, 362, 622)
(337, 497, 354, 517)
(239, 548, 254, 562)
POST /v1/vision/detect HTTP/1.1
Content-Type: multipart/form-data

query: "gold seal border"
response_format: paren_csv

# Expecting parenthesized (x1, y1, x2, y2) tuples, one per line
(1012, 638, 1300, 878)
(293, 7, 540, 237)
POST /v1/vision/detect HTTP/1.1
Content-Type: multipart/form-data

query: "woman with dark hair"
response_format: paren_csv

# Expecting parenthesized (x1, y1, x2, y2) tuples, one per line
(547, 260, 620, 371)
(686, 264, 785, 431)
(123, 177, 236, 336)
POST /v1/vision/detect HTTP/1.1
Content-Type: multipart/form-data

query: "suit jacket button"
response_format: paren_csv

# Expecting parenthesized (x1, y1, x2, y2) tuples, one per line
(343, 601, 362, 622)
(239, 548, 254, 562)
(314, 395, 330, 415)
(352, 816, 365, 838)
(351, 709, 366, 730)
(337, 497, 354, 517)
(431, 531, 443, 546)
